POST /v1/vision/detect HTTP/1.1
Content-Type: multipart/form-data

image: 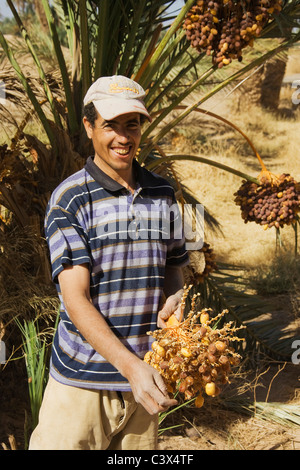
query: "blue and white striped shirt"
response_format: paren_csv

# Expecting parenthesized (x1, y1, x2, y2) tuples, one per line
(45, 156, 189, 390)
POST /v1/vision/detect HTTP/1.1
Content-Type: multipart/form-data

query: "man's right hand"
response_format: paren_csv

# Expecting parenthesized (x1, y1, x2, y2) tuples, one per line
(124, 357, 177, 415)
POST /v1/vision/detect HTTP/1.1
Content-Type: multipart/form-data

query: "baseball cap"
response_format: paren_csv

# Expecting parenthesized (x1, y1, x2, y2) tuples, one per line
(83, 75, 152, 122)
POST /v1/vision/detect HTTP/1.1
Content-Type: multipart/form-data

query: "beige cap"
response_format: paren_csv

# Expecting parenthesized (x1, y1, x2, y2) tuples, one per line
(83, 75, 152, 122)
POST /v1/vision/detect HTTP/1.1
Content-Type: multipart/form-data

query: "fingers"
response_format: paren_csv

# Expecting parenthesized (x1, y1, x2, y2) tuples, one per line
(157, 293, 182, 327)
(129, 359, 178, 415)
(157, 309, 171, 328)
(132, 369, 178, 415)
(147, 372, 178, 415)
(153, 369, 169, 396)
(173, 304, 182, 321)
(142, 393, 177, 416)
(158, 307, 172, 322)
(157, 304, 175, 328)
(157, 315, 167, 329)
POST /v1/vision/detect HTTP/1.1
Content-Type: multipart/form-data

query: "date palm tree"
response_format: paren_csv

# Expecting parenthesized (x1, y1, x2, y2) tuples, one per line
(1, 0, 299, 213)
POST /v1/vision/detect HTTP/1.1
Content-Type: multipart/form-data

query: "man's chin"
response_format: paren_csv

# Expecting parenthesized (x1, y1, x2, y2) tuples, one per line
(110, 150, 135, 167)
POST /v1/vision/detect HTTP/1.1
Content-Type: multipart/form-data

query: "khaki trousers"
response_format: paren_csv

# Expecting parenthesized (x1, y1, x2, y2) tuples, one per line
(29, 376, 158, 450)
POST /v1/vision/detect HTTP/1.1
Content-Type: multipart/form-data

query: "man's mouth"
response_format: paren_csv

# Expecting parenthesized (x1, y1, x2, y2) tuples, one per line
(111, 147, 131, 156)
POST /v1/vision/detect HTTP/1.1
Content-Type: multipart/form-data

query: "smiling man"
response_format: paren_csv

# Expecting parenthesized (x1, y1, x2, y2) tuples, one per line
(29, 76, 189, 451)
(83, 112, 141, 190)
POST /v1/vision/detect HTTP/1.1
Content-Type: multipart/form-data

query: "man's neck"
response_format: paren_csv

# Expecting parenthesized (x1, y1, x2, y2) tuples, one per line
(94, 154, 136, 193)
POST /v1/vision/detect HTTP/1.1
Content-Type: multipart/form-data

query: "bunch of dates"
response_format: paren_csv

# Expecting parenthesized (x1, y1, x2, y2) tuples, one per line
(183, 0, 283, 67)
(234, 173, 300, 230)
(144, 289, 244, 407)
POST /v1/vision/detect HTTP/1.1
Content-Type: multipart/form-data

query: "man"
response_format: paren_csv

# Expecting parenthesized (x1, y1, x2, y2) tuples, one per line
(29, 75, 189, 450)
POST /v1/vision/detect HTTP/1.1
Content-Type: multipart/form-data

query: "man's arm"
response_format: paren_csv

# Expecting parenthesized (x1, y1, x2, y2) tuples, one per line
(157, 265, 185, 328)
(58, 263, 177, 415)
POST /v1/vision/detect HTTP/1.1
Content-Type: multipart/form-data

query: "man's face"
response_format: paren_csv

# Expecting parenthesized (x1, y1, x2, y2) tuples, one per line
(83, 112, 142, 179)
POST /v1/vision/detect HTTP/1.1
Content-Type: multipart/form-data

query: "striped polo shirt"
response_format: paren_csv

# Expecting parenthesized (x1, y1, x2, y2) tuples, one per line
(45, 156, 189, 390)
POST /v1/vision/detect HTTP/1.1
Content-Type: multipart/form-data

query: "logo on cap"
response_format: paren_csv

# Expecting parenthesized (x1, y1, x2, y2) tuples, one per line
(109, 83, 140, 95)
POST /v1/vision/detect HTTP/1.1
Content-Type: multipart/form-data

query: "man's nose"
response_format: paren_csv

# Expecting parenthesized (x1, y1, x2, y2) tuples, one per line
(116, 127, 130, 141)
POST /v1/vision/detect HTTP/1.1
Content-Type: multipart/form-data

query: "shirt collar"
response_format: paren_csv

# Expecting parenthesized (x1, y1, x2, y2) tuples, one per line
(84, 156, 163, 192)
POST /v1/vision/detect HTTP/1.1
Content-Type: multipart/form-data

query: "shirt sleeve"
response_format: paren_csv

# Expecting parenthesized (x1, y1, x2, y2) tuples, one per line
(45, 204, 91, 283)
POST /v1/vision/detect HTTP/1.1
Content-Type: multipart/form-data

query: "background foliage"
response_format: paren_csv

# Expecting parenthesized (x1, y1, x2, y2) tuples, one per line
(0, 0, 300, 448)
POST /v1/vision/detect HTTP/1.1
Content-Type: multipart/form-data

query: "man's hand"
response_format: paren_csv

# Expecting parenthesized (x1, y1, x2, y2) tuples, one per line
(125, 357, 177, 415)
(157, 290, 183, 328)
(158, 265, 185, 328)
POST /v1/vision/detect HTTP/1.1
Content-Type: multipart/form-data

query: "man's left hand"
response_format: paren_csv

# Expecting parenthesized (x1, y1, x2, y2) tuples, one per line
(157, 290, 183, 328)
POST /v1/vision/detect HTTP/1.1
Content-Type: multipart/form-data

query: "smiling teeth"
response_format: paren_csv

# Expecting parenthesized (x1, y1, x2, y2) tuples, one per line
(114, 148, 129, 155)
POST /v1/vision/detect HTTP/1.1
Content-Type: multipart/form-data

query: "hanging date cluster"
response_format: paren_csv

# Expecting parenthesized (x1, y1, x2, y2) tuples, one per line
(234, 173, 300, 230)
(183, 0, 283, 67)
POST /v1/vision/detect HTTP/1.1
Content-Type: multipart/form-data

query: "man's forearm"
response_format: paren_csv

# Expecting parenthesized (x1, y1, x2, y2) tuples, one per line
(58, 265, 140, 380)
(65, 293, 141, 378)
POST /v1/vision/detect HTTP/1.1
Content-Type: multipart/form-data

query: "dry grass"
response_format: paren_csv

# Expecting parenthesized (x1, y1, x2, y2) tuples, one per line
(159, 412, 299, 450)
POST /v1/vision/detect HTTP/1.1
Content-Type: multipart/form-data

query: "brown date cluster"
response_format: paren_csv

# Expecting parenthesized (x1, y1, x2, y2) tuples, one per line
(144, 289, 244, 408)
(234, 173, 300, 230)
(183, 0, 283, 67)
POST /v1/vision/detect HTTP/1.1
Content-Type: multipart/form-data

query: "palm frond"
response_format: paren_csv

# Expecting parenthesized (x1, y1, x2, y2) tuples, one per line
(6, 0, 62, 128)
(41, 0, 79, 135)
(191, 263, 300, 361)
(222, 398, 300, 428)
(0, 31, 57, 151)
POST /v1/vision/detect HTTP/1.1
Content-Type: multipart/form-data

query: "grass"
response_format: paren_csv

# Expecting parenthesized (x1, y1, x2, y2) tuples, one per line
(15, 318, 47, 444)
(248, 252, 300, 296)
(13, 312, 59, 449)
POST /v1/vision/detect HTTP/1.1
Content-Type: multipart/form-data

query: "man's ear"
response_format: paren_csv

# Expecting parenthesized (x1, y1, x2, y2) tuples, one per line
(82, 116, 93, 139)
